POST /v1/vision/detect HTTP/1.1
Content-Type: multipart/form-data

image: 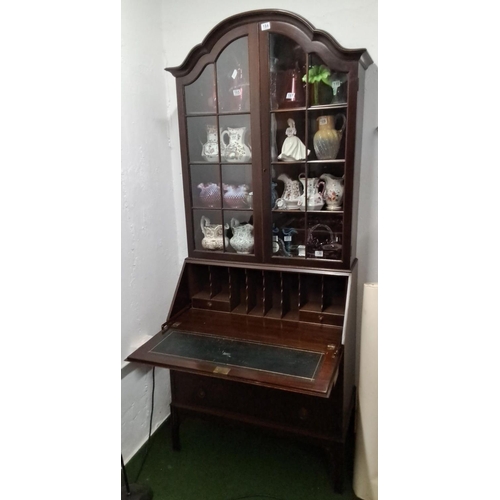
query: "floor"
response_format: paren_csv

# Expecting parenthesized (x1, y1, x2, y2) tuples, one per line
(123, 416, 359, 500)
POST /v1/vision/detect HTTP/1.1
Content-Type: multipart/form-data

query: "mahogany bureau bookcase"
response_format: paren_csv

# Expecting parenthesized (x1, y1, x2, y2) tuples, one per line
(126, 9, 373, 493)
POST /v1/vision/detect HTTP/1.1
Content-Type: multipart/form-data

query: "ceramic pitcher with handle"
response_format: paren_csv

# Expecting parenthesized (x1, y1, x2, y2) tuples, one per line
(229, 218, 254, 254)
(200, 216, 229, 250)
(221, 127, 252, 162)
(297, 173, 325, 211)
(319, 173, 344, 210)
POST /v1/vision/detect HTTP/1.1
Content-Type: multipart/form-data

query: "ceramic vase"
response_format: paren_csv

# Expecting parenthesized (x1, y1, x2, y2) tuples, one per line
(197, 182, 221, 208)
(223, 184, 249, 209)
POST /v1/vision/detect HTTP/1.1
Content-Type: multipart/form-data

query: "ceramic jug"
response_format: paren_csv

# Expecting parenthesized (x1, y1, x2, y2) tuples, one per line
(313, 114, 346, 160)
(221, 127, 252, 163)
(201, 125, 225, 162)
(319, 173, 344, 210)
(229, 218, 254, 254)
(200, 216, 229, 251)
(223, 184, 249, 209)
(277, 173, 301, 209)
(297, 173, 325, 211)
(197, 182, 221, 208)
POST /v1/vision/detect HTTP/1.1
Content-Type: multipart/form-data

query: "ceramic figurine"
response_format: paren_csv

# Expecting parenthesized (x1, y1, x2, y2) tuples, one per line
(278, 119, 309, 161)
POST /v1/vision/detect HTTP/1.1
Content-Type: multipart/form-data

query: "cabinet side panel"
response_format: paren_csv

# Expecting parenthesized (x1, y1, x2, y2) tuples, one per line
(165, 261, 191, 324)
(350, 64, 366, 265)
(342, 267, 357, 434)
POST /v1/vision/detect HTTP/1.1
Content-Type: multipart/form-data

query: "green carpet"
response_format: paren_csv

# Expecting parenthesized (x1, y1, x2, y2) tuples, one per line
(124, 417, 357, 500)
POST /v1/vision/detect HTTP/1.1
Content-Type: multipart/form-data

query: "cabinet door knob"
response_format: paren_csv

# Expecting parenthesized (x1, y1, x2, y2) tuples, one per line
(298, 407, 309, 420)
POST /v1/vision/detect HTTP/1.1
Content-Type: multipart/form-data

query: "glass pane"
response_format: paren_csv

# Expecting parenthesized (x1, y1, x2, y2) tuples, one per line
(217, 37, 250, 113)
(191, 165, 221, 209)
(185, 64, 216, 114)
(308, 163, 345, 211)
(187, 116, 219, 162)
(194, 209, 228, 252)
(219, 114, 252, 163)
(308, 111, 347, 161)
(225, 211, 254, 255)
(222, 165, 253, 209)
(305, 54, 348, 107)
(271, 211, 306, 258)
(305, 217, 343, 261)
(273, 111, 308, 163)
(269, 34, 306, 110)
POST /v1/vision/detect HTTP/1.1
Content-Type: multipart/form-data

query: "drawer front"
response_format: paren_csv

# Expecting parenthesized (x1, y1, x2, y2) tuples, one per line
(191, 298, 231, 312)
(171, 371, 341, 437)
(299, 310, 344, 327)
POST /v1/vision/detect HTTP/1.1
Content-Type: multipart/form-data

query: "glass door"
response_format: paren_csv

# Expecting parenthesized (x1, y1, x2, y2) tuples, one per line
(184, 36, 255, 258)
(268, 33, 348, 264)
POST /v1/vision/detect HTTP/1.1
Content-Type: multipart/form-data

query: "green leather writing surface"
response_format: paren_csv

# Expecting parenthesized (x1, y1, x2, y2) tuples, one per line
(150, 330, 323, 380)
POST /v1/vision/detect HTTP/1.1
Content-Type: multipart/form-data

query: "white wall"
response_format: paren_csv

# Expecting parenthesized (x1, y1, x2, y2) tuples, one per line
(122, 0, 377, 463)
(121, 0, 180, 462)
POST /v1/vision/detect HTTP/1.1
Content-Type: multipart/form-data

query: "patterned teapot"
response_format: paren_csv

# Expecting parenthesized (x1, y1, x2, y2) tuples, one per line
(319, 173, 344, 210)
(221, 127, 252, 163)
(297, 174, 325, 211)
(229, 218, 254, 254)
(200, 216, 229, 251)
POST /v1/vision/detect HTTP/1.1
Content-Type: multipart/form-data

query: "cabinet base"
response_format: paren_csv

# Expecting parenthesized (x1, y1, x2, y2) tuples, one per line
(170, 370, 355, 494)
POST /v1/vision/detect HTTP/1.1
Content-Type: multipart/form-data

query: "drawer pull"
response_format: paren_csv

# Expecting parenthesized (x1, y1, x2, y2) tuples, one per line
(197, 388, 206, 399)
(298, 407, 309, 420)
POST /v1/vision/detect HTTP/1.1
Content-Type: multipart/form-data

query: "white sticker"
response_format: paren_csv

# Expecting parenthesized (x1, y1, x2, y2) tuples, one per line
(284, 236, 292, 242)
(233, 88, 242, 96)
(286, 92, 295, 100)
(315, 250, 324, 257)
(261, 22, 271, 31)
(319, 117, 328, 126)
(231, 69, 238, 79)
(298, 245, 306, 257)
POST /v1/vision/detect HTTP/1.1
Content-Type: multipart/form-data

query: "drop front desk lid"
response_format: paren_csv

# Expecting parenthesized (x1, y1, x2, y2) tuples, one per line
(126, 308, 343, 398)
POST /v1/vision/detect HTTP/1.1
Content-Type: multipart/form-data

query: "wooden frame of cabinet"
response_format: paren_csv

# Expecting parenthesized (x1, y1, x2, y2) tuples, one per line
(126, 9, 372, 494)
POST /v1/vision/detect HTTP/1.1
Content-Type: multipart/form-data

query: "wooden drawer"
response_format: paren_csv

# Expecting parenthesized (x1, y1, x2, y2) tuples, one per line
(299, 310, 344, 327)
(171, 371, 342, 438)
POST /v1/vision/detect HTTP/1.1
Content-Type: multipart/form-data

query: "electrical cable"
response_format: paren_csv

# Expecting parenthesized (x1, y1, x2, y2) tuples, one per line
(134, 366, 156, 483)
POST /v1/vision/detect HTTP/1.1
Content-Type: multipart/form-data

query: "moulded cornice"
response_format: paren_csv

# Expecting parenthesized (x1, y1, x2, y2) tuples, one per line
(164, 9, 373, 77)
